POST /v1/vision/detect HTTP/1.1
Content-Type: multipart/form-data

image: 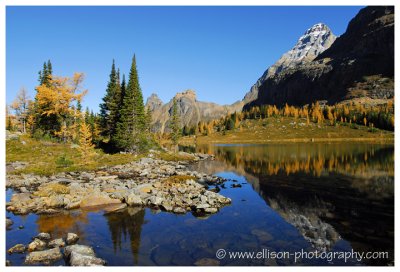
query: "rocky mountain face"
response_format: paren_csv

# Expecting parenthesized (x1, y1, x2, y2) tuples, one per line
(147, 23, 337, 133)
(245, 6, 394, 108)
(243, 23, 337, 104)
(146, 90, 242, 133)
(146, 93, 163, 112)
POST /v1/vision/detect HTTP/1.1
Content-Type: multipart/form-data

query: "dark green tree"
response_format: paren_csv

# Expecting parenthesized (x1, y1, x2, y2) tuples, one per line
(33, 60, 59, 136)
(99, 60, 119, 138)
(114, 55, 148, 152)
(120, 74, 126, 109)
(225, 118, 235, 130)
(170, 98, 181, 147)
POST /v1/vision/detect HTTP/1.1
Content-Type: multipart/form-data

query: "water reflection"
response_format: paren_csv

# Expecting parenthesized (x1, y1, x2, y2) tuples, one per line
(104, 207, 146, 264)
(187, 143, 394, 265)
(36, 210, 89, 242)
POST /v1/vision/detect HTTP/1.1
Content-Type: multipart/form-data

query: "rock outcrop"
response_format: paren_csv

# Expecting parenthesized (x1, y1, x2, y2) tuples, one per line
(245, 6, 394, 108)
(243, 23, 336, 105)
(6, 153, 231, 216)
(147, 90, 242, 133)
(9, 231, 105, 266)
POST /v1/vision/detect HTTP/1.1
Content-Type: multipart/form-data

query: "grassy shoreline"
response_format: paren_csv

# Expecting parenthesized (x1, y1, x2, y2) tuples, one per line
(6, 135, 193, 176)
(179, 117, 394, 146)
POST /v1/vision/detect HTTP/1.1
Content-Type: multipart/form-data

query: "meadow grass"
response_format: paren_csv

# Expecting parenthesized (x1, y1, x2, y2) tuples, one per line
(180, 117, 394, 145)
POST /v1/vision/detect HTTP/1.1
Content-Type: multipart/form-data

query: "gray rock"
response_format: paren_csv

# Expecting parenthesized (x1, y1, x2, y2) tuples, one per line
(19, 187, 29, 193)
(126, 194, 143, 206)
(196, 203, 210, 209)
(28, 238, 47, 251)
(8, 244, 26, 254)
(65, 201, 81, 210)
(64, 244, 95, 258)
(160, 200, 173, 211)
(103, 203, 127, 214)
(66, 233, 79, 245)
(69, 251, 106, 266)
(173, 207, 186, 214)
(35, 232, 51, 241)
(44, 195, 64, 208)
(149, 196, 163, 206)
(25, 247, 62, 264)
(10, 192, 32, 203)
(205, 207, 218, 213)
(48, 238, 65, 248)
(56, 178, 75, 185)
(251, 229, 273, 242)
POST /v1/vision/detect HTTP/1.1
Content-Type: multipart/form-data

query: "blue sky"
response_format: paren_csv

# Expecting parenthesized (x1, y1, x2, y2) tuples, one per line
(6, 6, 362, 112)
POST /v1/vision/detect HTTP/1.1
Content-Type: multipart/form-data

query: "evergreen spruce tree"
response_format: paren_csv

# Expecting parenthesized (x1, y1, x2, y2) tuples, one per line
(119, 74, 126, 110)
(47, 60, 52, 77)
(109, 68, 122, 135)
(170, 98, 181, 148)
(33, 60, 58, 135)
(114, 55, 147, 152)
(99, 60, 118, 138)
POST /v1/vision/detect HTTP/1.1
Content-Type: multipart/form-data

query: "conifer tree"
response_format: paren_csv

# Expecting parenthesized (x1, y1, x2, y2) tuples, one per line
(79, 121, 95, 160)
(33, 60, 57, 135)
(109, 68, 122, 135)
(170, 98, 181, 147)
(120, 74, 126, 109)
(99, 60, 118, 138)
(114, 55, 147, 152)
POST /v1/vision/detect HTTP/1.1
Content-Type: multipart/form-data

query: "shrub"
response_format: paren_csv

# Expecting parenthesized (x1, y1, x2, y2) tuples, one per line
(55, 154, 74, 168)
(350, 124, 359, 130)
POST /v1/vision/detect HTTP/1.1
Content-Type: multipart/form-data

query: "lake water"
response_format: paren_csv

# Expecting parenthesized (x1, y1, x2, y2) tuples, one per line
(6, 143, 394, 266)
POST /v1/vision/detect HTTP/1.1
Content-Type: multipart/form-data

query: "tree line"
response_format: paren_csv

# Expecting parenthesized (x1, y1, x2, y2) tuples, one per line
(7, 58, 394, 152)
(179, 101, 394, 137)
(7, 56, 183, 154)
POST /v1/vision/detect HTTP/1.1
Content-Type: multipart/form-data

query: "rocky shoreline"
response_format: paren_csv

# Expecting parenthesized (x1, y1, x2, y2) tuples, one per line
(7, 231, 106, 266)
(6, 152, 232, 217)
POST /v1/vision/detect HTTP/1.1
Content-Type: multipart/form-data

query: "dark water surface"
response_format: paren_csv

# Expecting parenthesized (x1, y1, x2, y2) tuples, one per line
(6, 143, 394, 266)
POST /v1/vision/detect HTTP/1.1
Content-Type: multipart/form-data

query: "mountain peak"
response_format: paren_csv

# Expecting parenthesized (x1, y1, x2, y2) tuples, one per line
(175, 89, 197, 101)
(145, 93, 163, 112)
(243, 22, 336, 104)
(286, 22, 336, 64)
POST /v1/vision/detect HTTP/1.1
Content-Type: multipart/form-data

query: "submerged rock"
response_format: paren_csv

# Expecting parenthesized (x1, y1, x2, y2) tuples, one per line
(25, 247, 62, 265)
(6, 218, 13, 229)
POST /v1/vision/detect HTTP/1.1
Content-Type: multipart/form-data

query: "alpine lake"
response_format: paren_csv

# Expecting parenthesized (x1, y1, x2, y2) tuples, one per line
(6, 142, 394, 266)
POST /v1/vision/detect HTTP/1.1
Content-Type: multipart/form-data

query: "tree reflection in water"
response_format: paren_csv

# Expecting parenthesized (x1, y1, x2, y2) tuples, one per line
(104, 207, 146, 264)
(187, 143, 394, 265)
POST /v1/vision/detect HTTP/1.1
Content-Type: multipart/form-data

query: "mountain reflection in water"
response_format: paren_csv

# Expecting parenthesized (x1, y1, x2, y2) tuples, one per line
(186, 143, 394, 265)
